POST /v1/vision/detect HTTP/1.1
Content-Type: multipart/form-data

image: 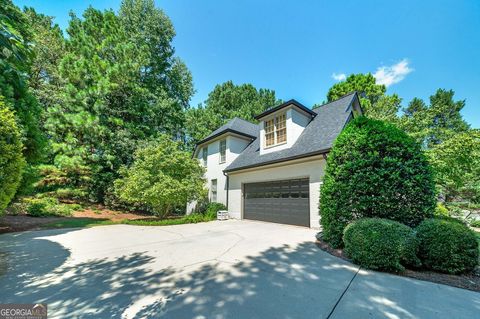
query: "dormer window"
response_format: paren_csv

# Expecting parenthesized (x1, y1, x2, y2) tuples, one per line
(265, 112, 287, 147)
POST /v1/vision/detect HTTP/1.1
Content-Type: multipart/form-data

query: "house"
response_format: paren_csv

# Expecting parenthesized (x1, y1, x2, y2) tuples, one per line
(191, 92, 363, 228)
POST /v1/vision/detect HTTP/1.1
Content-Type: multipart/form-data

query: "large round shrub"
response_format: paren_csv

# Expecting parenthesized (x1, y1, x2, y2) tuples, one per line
(320, 116, 435, 247)
(343, 218, 420, 272)
(0, 100, 26, 214)
(416, 218, 479, 274)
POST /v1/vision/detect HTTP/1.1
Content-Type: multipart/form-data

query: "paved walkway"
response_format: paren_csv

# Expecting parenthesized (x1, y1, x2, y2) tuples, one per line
(0, 220, 478, 318)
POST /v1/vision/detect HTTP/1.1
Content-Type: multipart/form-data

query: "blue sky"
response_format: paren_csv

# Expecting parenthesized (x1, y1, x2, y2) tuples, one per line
(15, 0, 480, 127)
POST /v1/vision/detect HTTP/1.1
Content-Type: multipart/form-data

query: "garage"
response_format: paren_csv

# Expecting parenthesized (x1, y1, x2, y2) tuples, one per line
(243, 178, 310, 227)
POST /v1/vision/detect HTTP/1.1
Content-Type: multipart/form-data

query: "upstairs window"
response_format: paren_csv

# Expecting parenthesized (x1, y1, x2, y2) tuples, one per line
(265, 113, 287, 147)
(265, 118, 275, 147)
(202, 147, 208, 166)
(219, 139, 226, 163)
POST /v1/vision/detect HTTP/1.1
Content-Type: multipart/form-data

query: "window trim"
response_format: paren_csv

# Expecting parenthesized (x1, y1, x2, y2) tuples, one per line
(264, 112, 287, 149)
(219, 139, 226, 164)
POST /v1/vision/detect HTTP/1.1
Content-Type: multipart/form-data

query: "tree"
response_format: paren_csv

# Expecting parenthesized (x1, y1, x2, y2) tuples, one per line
(320, 116, 435, 247)
(114, 135, 205, 217)
(427, 130, 480, 203)
(326, 74, 403, 123)
(0, 0, 45, 162)
(23, 7, 66, 118)
(43, 1, 194, 201)
(0, 98, 26, 213)
(186, 81, 278, 146)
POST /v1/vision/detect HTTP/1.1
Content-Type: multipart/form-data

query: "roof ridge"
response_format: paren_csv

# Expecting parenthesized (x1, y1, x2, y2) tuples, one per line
(312, 91, 357, 110)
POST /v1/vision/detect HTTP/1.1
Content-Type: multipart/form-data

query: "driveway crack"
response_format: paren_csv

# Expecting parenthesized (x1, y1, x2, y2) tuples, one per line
(326, 267, 361, 319)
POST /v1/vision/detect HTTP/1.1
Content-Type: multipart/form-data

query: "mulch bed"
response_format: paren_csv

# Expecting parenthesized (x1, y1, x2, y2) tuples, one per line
(0, 205, 154, 234)
(315, 234, 480, 292)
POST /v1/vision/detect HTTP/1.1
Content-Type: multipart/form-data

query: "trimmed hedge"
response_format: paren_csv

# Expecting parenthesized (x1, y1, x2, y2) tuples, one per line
(320, 116, 435, 247)
(416, 218, 479, 274)
(343, 218, 420, 272)
(0, 101, 26, 214)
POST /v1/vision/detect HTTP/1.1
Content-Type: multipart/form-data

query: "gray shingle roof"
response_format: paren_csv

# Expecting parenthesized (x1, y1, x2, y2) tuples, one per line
(197, 117, 259, 146)
(224, 92, 358, 172)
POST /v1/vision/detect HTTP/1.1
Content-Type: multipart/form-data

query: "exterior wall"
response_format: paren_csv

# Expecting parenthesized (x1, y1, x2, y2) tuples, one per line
(259, 107, 310, 155)
(227, 157, 326, 228)
(188, 134, 251, 213)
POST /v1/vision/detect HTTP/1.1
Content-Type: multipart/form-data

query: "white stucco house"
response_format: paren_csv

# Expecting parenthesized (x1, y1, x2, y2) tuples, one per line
(190, 92, 363, 228)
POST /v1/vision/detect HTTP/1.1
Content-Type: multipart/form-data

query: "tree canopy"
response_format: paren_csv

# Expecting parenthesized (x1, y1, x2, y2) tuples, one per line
(185, 80, 278, 146)
(114, 135, 205, 217)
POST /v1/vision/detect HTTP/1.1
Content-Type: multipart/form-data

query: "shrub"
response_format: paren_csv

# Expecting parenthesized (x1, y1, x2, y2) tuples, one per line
(114, 135, 206, 218)
(0, 100, 26, 214)
(25, 196, 81, 217)
(470, 220, 480, 228)
(320, 116, 435, 247)
(343, 218, 420, 272)
(204, 202, 227, 219)
(416, 218, 479, 274)
(434, 203, 449, 217)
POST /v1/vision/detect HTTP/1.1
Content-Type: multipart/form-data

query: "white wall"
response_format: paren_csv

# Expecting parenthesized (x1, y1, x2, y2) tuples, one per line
(227, 158, 326, 228)
(188, 134, 251, 213)
(260, 107, 311, 155)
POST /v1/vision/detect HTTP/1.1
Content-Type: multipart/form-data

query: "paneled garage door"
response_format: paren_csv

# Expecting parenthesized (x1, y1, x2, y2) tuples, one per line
(243, 178, 310, 227)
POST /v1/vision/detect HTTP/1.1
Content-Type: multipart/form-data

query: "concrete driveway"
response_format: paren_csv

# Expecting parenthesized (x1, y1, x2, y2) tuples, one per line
(0, 220, 478, 318)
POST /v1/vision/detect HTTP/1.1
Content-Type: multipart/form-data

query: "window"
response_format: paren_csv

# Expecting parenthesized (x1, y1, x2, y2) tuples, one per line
(265, 118, 275, 147)
(211, 179, 217, 202)
(219, 139, 226, 163)
(276, 113, 286, 143)
(202, 147, 208, 166)
(264, 112, 287, 147)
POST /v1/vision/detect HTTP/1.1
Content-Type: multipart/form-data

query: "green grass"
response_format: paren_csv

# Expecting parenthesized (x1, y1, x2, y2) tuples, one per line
(41, 213, 216, 229)
(42, 218, 118, 229)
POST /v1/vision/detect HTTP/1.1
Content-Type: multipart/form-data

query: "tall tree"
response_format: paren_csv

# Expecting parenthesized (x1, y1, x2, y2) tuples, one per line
(400, 89, 469, 147)
(23, 7, 66, 118)
(0, 0, 44, 162)
(326, 73, 401, 123)
(427, 130, 480, 202)
(44, 1, 194, 201)
(185, 81, 278, 146)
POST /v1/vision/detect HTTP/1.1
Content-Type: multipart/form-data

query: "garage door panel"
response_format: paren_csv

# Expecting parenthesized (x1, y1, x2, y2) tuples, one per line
(244, 178, 310, 227)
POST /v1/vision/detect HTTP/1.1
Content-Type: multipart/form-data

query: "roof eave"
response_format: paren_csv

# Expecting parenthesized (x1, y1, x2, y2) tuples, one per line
(254, 99, 316, 120)
(195, 129, 256, 148)
(224, 148, 331, 173)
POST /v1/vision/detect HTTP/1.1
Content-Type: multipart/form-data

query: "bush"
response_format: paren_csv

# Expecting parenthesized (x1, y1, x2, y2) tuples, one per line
(416, 218, 479, 274)
(470, 220, 480, 228)
(343, 218, 420, 272)
(320, 116, 436, 247)
(0, 100, 26, 214)
(114, 135, 206, 218)
(25, 196, 81, 217)
(434, 203, 449, 217)
(204, 202, 227, 219)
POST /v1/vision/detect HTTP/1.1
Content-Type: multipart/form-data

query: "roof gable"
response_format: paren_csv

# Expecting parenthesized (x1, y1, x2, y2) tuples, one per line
(196, 117, 258, 147)
(254, 99, 316, 120)
(224, 92, 360, 172)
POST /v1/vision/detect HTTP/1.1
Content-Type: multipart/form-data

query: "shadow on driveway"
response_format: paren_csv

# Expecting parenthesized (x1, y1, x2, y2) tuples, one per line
(0, 227, 479, 319)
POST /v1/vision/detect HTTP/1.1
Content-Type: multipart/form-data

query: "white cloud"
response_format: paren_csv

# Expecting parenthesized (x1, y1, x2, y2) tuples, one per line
(373, 59, 413, 87)
(332, 73, 346, 81)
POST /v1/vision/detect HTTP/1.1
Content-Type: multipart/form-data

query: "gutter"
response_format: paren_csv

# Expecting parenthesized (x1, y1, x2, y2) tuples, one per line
(224, 148, 331, 173)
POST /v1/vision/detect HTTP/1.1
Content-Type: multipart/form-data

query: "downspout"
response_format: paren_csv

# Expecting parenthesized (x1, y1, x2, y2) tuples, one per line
(223, 171, 229, 211)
